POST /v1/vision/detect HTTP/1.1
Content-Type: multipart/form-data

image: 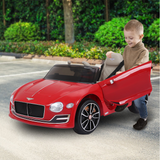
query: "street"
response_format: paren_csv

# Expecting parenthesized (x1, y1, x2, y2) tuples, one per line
(0, 58, 159, 160)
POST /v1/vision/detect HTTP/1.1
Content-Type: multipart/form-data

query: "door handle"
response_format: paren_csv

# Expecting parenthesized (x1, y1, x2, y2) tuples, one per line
(106, 79, 114, 86)
(110, 80, 114, 84)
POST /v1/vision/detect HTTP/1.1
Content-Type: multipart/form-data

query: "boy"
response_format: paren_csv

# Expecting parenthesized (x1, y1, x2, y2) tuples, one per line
(106, 19, 149, 130)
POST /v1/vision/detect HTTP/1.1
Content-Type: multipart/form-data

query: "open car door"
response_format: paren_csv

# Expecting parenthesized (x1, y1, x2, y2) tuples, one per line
(98, 61, 152, 105)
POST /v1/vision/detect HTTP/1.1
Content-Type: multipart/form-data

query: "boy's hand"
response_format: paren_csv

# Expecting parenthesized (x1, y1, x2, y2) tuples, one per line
(116, 71, 122, 75)
(106, 51, 114, 58)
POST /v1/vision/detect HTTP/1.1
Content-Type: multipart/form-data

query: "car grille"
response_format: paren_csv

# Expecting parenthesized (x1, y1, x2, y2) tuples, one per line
(14, 101, 44, 118)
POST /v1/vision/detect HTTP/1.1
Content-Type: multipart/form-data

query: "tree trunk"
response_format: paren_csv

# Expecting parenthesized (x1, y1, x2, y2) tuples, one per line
(46, 0, 50, 41)
(104, 0, 109, 22)
(62, 0, 75, 44)
(3, 0, 6, 26)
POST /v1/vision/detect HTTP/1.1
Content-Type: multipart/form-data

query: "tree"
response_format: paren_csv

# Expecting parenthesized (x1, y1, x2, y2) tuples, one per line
(104, 0, 109, 22)
(3, 0, 6, 26)
(46, 0, 50, 40)
(62, 0, 75, 44)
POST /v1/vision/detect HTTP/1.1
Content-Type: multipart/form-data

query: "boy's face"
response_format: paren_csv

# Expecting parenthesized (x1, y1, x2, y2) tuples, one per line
(124, 29, 143, 48)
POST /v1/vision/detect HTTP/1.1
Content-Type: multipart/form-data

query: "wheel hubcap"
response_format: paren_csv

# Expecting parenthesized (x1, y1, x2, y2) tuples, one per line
(80, 103, 100, 132)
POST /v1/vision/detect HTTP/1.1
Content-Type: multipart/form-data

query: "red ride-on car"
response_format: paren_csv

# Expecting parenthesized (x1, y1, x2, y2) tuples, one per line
(9, 61, 152, 134)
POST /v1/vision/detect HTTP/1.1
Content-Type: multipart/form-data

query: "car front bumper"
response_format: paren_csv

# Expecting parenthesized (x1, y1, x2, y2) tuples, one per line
(9, 103, 75, 129)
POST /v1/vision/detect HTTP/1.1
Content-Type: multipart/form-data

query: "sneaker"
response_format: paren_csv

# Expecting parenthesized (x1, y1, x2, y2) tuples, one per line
(133, 118, 147, 130)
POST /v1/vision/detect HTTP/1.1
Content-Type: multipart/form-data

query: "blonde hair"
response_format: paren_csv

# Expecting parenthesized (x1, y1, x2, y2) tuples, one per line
(124, 19, 143, 35)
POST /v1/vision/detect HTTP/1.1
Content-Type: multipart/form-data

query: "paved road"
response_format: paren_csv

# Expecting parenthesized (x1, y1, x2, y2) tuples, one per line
(0, 58, 159, 160)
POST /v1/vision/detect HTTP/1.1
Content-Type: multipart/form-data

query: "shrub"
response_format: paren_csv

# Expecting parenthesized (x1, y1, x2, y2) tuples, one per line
(0, 41, 52, 55)
(146, 19, 160, 46)
(0, 22, 6, 40)
(149, 47, 160, 63)
(0, 40, 159, 63)
(44, 41, 125, 59)
(94, 17, 130, 48)
(110, 0, 159, 27)
(4, 21, 41, 42)
(44, 42, 77, 58)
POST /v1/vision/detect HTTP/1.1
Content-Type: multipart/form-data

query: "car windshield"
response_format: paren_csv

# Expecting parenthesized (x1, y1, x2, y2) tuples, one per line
(44, 64, 99, 83)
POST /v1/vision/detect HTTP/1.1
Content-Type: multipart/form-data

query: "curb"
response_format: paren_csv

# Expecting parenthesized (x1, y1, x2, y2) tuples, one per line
(0, 55, 16, 60)
(0, 52, 103, 65)
(31, 58, 68, 64)
(29, 55, 104, 65)
(0, 52, 159, 72)
(152, 64, 160, 72)
(0, 52, 25, 58)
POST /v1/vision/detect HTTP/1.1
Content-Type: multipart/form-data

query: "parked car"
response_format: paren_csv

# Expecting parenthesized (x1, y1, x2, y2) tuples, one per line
(9, 61, 152, 134)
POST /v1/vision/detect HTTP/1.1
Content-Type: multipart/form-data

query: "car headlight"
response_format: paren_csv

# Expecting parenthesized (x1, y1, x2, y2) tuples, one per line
(50, 102, 63, 113)
(10, 95, 14, 105)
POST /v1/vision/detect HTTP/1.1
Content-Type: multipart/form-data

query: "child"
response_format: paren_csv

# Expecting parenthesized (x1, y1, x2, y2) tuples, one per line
(106, 19, 149, 130)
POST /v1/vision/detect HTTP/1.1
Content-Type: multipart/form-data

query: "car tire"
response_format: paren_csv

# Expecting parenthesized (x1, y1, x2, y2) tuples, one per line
(74, 99, 100, 134)
(128, 101, 139, 114)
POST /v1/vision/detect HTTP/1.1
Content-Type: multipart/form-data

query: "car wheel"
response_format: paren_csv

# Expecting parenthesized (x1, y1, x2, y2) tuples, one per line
(128, 101, 139, 114)
(74, 99, 100, 134)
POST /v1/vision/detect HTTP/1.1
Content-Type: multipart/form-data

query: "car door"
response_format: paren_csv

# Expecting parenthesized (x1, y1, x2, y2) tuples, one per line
(98, 61, 152, 105)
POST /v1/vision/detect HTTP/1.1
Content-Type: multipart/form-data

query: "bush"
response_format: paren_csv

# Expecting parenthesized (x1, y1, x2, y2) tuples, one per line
(94, 17, 130, 48)
(44, 41, 125, 59)
(110, 0, 159, 27)
(44, 42, 78, 58)
(0, 40, 159, 63)
(4, 21, 41, 42)
(149, 47, 160, 63)
(0, 22, 6, 40)
(44, 42, 105, 59)
(0, 41, 52, 54)
(146, 19, 160, 46)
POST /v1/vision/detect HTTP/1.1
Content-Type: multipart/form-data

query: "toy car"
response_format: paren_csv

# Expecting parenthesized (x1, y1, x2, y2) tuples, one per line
(9, 60, 152, 134)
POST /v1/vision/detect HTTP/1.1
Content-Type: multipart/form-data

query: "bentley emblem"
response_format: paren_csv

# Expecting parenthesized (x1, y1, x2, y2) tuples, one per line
(27, 97, 34, 101)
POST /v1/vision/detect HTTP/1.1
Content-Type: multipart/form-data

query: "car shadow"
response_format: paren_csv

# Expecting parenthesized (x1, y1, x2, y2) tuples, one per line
(99, 105, 155, 129)
(14, 106, 155, 135)
(16, 121, 75, 136)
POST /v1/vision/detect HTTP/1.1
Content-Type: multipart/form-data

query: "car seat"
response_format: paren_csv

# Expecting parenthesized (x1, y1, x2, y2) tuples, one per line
(98, 52, 125, 81)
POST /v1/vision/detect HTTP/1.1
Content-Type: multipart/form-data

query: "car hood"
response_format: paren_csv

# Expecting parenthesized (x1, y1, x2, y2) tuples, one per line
(14, 79, 91, 104)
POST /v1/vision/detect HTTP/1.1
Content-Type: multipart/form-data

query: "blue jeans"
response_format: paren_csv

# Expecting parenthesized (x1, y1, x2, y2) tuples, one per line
(134, 95, 148, 119)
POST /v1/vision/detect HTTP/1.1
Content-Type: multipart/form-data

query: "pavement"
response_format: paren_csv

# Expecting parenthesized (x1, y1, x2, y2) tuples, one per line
(0, 55, 159, 160)
(0, 52, 160, 73)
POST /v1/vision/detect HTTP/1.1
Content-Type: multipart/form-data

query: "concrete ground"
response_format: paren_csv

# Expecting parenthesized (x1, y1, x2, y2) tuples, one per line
(0, 56, 159, 160)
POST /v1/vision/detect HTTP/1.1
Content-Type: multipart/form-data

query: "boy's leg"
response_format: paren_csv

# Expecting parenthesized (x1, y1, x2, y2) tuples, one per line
(133, 95, 148, 130)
